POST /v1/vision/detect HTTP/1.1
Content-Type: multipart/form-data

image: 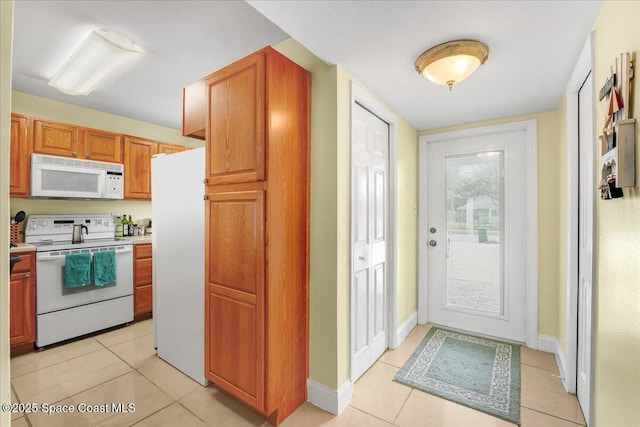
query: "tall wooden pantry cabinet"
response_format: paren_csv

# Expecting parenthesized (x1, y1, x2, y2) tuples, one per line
(198, 47, 310, 425)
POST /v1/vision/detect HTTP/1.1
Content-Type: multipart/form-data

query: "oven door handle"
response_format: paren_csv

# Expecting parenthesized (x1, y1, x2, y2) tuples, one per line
(37, 247, 132, 261)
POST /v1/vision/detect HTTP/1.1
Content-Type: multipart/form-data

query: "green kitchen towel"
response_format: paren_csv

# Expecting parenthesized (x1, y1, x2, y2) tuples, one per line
(64, 252, 91, 288)
(93, 251, 116, 286)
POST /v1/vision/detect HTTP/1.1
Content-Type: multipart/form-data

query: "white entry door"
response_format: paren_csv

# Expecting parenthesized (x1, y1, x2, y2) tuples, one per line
(426, 128, 528, 342)
(351, 102, 389, 381)
(577, 71, 594, 424)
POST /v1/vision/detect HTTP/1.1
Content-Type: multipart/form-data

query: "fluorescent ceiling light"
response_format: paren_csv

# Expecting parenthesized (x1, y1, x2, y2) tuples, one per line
(49, 29, 142, 96)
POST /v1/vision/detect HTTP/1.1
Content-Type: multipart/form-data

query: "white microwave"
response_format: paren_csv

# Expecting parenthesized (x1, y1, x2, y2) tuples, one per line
(31, 154, 124, 200)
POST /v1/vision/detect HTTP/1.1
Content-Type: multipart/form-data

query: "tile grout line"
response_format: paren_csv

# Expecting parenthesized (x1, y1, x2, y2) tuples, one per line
(520, 360, 561, 375)
(10, 338, 105, 380)
(348, 403, 395, 425)
(520, 404, 586, 425)
(391, 388, 413, 426)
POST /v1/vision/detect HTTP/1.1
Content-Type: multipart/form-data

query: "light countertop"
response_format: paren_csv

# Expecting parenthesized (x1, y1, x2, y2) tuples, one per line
(123, 235, 153, 245)
(10, 243, 36, 254)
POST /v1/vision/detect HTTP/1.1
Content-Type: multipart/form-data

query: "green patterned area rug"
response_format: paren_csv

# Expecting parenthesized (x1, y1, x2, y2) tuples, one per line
(394, 327, 521, 425)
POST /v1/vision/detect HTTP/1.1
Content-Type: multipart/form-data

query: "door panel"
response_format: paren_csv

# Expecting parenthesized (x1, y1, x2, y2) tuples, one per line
(427, 130, 527, 342)
(34, 120, 79, 157)
(10, 114, 30, 197)
(577, 71, 594, 424)
(205, 190, 265, 410)
(206, 51, 265, 185)
(207, 292, 262, 405)
(124, 137, 158, 199)
(351, 103, 389, 381)
(84, 129, 122, 163)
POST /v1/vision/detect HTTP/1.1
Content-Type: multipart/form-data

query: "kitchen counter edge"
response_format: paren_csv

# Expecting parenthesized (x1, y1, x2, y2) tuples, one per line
(10, 243, 36, 254)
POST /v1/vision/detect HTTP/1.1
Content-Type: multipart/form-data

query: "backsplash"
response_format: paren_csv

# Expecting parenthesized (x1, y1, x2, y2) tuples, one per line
(10, 198, 152, 240)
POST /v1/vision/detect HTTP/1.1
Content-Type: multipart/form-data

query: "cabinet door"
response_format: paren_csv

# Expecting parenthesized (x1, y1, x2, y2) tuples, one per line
(124, 137, 158, 199)
(10, 270, 35, 347)
(10, 114, 31, 197)
(134, 244, 153, 317)
(33, 119, 80, 157)
(182, 79, 206, 140)
(158, 143, 186, 155)
(206, 50, 265, 185)
(84, 128, 122, 163)
(205, 190, 265, 410)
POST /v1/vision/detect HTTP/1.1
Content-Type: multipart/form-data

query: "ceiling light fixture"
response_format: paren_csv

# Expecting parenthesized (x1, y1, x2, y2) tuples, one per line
(415, 40, 489, 91)
(49, 29, 142, 96)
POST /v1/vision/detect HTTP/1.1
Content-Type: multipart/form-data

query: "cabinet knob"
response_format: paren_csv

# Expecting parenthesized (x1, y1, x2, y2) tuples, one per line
(86, 153, 91, 158)
(24, 273, 31, 278)
(203, 195, 209, 200)
(72, 151, 78, 157)
(203, 178, 208, 184)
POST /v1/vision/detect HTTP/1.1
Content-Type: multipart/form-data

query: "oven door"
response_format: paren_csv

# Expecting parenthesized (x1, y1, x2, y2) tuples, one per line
(36, 245, 133, 315)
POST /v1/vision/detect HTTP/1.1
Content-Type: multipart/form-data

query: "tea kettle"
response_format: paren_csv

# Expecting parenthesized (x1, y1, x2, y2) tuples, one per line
(72, 224, 89, 244)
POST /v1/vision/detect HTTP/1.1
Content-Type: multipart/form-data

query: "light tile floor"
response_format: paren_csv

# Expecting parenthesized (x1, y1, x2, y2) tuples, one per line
(10, 320, 586, 426)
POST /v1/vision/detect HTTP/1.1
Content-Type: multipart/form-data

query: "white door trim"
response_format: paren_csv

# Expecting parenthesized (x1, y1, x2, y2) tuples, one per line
(418, 119, 538, 348)
(564, 33, 595, 424)
(349, 81, 398, 383)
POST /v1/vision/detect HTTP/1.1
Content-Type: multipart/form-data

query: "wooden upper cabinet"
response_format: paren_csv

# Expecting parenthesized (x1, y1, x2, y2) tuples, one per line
(158, 143, 187, 155)
(10, 114, 31, 197)
(205, 49, 265, 185)
(124, 136, 158, 200)
(182, 79, 206, 140)
(34, 118, 122, 163)
(33, 119, 80, 157)
(84, 128, 122, 163)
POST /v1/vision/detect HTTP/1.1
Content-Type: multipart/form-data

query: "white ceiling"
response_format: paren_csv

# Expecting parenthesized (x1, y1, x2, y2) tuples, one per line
(12, 0, 602, 132)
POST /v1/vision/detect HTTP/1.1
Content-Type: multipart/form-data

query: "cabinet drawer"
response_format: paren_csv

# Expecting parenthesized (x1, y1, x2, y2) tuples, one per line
(135, 244, 153, 259)
(135, 284, 153, 315)
(11, 252, 33, 274)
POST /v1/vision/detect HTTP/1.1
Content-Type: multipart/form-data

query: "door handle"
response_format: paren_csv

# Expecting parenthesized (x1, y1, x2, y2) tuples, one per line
(447, 238, 451, 258)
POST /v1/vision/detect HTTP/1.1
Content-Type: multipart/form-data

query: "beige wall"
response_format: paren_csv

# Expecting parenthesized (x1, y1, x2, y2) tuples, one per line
(420, 108, 565, 339)
(592, 1, 640, 424)
(0, 1, 13, 425)
(9, 91, 205, 229)
(275, 39, 419, 390)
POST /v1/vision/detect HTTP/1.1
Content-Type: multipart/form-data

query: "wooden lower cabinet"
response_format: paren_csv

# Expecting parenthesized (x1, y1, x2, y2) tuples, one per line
(10, 252, 36, 352)
(134, 244, 153, 318)
(206, 190, 265, 410)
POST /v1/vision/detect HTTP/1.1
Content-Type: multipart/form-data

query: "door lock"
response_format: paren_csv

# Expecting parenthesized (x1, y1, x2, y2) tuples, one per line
(429, 240, 437, 247)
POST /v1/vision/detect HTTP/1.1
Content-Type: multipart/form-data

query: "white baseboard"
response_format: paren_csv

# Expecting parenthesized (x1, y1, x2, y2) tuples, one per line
(555, 340, 568, 391)
(307, 379, 352, 415)
(536, 335, 568, 389)
(395, 311, 418, 349)
(537, 334, 557, 353)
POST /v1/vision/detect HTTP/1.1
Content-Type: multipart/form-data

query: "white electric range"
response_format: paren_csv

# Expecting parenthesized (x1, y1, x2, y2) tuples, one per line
(25, 214, 133, 347)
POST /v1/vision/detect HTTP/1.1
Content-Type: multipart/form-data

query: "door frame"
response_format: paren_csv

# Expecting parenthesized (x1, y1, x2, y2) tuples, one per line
(418, 120, 538, 348)
(349, 81, 398, 382)
(564, 33, 595, 423)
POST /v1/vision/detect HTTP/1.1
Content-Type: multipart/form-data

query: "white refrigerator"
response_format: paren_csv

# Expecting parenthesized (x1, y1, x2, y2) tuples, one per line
(152, 147, 208, 385)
